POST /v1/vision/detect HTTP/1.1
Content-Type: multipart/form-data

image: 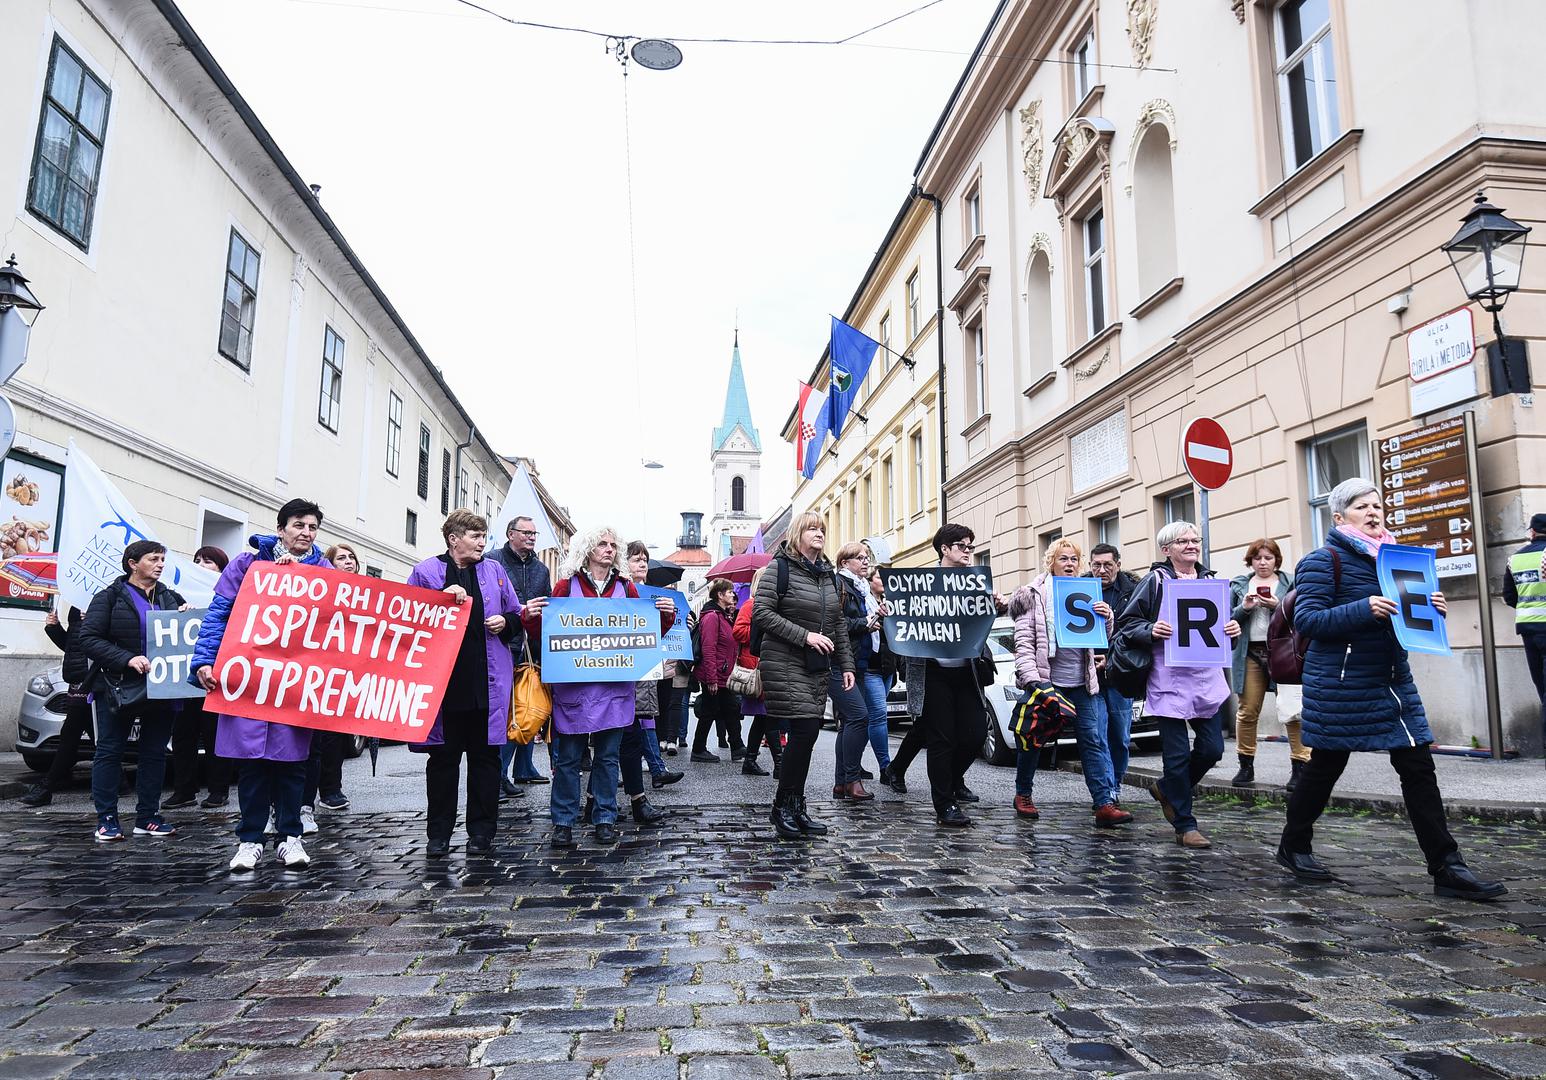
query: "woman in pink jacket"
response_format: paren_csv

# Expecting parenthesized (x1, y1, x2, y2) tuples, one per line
(1007, 537, 1127, 827)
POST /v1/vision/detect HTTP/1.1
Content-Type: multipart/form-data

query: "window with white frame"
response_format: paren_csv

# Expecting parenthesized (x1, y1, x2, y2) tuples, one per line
(1073, 28, 1096, 100)
(1306, 424, 1368, 541)
(218, 230, 259, 370)
(28, 38, 110, 250)
(1093, 510, 1120, 547)
(970, 322, 987, 418)
(863, 474, 873, 535)
(318, 327, 344, 433)
(441, 449, 452, 514)
(458, 468, 469, 508)
(386, 391, 403, 477)
(879, 312, 892, 371)
(882, 456, 895, 529)
(905, 271, 921, 339)
(964, 183, 983, 239)
(473, 480, 482, 512)
(1082, 208, 1107, 337)
(1161, 488, 1195, 526)
(405, 509, 418, 546)
(910, 430, 925, 512)
(1275, 0, 1341, 171)
(417, 424, 431, 500)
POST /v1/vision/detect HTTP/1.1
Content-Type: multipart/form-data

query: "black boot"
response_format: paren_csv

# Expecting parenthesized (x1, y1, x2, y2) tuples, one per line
(1230, 754, 1255, 786)
(1285, 759, 1304, 793)
(19, 783, 51, 807)
(631, 798, 666, 827)
(742, 754, 769, 776)
(1433, 854, 1508, 901)
(791, 797, 828, 836)
(769, 795, 802, 840)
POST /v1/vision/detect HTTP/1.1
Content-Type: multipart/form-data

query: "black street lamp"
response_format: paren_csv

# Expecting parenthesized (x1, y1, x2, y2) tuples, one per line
(1442, 192, 1532, 395)
(0, 255, 45, 326)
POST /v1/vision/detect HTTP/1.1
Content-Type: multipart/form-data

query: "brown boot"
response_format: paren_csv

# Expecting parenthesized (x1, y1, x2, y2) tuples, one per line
(1176, 830, 1211, 849)
(845, 781, 875, 802)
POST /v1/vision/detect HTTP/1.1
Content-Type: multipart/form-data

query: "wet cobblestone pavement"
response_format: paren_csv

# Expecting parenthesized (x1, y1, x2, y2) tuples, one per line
(3, 797, 1546, 1078)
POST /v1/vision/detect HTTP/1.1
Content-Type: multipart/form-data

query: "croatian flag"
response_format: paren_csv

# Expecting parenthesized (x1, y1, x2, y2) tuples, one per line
(795, 381, 827, 476)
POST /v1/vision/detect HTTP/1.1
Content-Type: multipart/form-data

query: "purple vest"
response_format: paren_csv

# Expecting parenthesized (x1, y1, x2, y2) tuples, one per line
(550, 577, 636, 736)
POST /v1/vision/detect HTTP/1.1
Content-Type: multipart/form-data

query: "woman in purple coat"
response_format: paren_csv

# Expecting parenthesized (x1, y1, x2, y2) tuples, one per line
(406, 509, 522, 858)
(192, 499, 330, 872)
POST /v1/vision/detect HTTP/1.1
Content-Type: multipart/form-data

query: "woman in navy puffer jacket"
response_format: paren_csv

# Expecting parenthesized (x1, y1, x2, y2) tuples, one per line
(1276, 478, 1504, 901)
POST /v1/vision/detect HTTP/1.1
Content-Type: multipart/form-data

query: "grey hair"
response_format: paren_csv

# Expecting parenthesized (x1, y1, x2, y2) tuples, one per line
(1155, 520, 1199, 550)
(558, 525, 622, 581)
(1328, 477, 1379, 517)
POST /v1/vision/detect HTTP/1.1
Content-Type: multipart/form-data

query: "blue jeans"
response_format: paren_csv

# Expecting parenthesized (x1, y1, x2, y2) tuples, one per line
(860, 672, 891, 770)
(552, 729, 623, 827)
(641, 724, 667, 776)
(1067, 685, 1117, 810)
(236, 759, 305, 843)
(1155, 713, 1225, 834)
(671, 685, 691, 745)
(1015, 746, 1039, 797)
(90, 696, 173, 827)
(1098, 683, 1133, 794)
(828, 670, 871, 786)
(500, 739, 545, 781)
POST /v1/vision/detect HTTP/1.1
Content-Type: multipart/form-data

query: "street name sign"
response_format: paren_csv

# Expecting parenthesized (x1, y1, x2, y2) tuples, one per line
(1407, 307, 1476, 415)
(1373, 414, 1476, 578)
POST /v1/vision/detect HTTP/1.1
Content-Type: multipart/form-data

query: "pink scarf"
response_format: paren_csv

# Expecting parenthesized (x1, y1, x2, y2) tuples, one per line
(1336, 522, 1397, 556)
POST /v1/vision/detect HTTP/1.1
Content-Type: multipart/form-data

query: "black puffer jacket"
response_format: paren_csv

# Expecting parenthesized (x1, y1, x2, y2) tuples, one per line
(46, 607, 89, 686)
(78, 576, 187, 693)
(751, 542, 855, 720)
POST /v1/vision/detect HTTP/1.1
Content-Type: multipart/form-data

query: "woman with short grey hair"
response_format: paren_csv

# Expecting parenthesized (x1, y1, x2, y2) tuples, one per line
(1113, 521, 1240, 849)
(1274, 478, 1505, 900)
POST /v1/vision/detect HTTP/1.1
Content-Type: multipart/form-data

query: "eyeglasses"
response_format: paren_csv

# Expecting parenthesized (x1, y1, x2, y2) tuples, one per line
(950, 542, 975, 553)
(513, 529, 538, 537)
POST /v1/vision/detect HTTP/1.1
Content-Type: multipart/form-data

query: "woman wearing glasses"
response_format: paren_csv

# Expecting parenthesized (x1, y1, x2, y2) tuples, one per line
(1114, 521, 1239, 849)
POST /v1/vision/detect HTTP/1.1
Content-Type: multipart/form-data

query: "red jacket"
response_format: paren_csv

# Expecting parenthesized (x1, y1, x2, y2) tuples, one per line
(520, 571, 676, 640)
(732, 598, 758, 669)
(696, 604, 738, 689)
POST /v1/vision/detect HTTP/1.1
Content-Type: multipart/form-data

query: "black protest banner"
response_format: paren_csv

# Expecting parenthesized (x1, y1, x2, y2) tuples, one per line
(881, 566, 995, 660)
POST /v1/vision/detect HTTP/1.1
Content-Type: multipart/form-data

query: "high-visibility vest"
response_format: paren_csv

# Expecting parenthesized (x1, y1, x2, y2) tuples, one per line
(1509, 549, 1546, 627)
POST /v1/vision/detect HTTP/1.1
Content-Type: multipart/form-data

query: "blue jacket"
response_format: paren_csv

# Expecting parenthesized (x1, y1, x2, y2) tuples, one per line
(188, 535, 330, 680)
(1293, 529, 1433, 751)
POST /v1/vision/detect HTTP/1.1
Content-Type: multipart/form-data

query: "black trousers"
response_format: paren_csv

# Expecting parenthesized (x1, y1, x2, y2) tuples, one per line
(744, 716, 781, 763)
(1280, 744, 1459, 875)
(302, 731, 345, 806)
(43, 696, 93, 791)
(693, 690, 743, 753)
(1523, 632, 1546, 749)
(920, 663, 987, 814)
(772, 715, 823, 804)
(424, 708, 500, 842)
(171, 709, 230, 798)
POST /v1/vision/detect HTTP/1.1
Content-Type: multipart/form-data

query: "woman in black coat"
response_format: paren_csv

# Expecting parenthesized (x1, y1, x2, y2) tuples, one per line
(19, 606, 89, 806)
(77, 540, 188, 842)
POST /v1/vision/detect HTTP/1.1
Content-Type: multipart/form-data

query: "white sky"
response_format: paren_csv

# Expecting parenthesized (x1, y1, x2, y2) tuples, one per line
(176, 0, 997, 551)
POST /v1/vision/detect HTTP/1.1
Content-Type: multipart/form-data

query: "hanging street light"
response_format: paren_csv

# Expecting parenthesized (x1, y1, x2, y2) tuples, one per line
(1442, 192, 1533, 395)
(0, 254, 44, 387)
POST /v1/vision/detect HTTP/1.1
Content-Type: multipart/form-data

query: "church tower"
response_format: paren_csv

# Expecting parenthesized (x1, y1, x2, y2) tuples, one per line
(707, 332, 762, 559)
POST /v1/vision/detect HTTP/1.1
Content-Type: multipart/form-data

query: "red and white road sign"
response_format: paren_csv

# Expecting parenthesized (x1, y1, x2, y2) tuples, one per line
(1182, 417, 1233, 490)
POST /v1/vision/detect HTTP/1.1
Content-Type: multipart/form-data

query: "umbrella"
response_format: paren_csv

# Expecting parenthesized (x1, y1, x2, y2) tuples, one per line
(707, 552, 771, 583)
(645, 559, 684, 587)
(367, 738, 379, 776)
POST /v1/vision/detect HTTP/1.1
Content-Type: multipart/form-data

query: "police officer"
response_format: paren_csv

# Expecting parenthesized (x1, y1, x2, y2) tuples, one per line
(1503, 513, 1546, 755)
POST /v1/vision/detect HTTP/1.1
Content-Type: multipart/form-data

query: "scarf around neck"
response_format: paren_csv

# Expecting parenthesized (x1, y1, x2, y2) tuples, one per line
(1335, 522, 1397, 557)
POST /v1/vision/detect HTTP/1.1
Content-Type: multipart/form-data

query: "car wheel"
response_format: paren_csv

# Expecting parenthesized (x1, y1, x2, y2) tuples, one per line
(343, 734, 367, 758)
(21, 751, 52, 774)
(982, 714, 1015, 766)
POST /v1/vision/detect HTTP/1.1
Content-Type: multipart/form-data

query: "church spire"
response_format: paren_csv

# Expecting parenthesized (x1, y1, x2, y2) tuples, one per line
(712, 333, 761, 452)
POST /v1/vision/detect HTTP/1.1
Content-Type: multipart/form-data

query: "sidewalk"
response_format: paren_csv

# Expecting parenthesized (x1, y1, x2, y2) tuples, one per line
(1077, 737, 1546, 823)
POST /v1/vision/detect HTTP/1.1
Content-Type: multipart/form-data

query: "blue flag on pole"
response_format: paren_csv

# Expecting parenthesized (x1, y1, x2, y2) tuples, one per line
(801, 399, 830, 481)
(828, 316, 881, 439)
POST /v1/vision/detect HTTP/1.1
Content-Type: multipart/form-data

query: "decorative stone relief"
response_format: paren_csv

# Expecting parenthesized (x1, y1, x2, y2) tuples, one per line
(1124, 98, 1178, 195)
(1029, 232, 1053, 273)
(1126, 0, 1156, 69)
(1061, 124, 1094, 167)
(1074, 345, 1111, 381)
(1018, 100, 1044, 201)
(1231, 0, 1245, 23)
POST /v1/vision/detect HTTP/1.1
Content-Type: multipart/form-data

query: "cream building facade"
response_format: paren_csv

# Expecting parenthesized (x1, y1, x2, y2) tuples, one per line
(917, 0, 1546, 751)
(0, 0, 520, 724)
(783, 196, 943, 568)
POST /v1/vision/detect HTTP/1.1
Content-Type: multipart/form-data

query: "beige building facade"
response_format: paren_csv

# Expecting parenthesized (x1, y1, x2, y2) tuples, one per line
(916, 0, 1546, 751)
(783, 197, 944, 569)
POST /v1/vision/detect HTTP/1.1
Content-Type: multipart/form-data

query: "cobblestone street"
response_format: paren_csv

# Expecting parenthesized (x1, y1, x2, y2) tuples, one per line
(2, 757, 1546, 1079)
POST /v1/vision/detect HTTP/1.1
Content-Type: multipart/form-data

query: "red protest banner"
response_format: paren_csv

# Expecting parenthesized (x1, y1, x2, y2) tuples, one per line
(208, 562, 469, 741)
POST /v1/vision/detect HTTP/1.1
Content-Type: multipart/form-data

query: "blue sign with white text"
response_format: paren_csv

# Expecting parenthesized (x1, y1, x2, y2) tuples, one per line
(1376, 543, 1450, 655)
(635, 584, 692, 662)
(540, 597, 664, 683)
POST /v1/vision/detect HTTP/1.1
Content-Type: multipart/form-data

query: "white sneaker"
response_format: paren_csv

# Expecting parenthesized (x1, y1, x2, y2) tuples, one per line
(300, 806, 318, 835)
(277, 836, 311, 868)
(229, 842, 263, 871)
(265, 811, 277, 835)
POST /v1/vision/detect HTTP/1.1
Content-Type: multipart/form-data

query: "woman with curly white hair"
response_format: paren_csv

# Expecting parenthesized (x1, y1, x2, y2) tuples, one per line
(520, 525, 674, 849)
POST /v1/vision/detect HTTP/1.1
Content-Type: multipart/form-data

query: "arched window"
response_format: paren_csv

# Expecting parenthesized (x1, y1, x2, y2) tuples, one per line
(1025, 251, 1054, 384)
(731, 476, 746, 512)
(1133, 124, 1178, 301)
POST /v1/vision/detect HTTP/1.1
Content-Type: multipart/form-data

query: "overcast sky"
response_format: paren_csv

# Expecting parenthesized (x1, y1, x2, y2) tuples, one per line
(177, 0, 997, 551)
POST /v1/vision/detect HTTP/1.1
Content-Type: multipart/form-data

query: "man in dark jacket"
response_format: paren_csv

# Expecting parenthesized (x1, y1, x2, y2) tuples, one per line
(1503, 513, 1546, 751)
(1088, 543, 1139, 796)
(496, 516, 552, 792)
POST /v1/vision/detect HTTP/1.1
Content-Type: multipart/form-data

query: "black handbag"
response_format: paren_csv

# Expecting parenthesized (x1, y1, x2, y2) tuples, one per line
(973, 649, 996, 687)
(101, 670, 148, 711)
(1106, 623, 1153, 699)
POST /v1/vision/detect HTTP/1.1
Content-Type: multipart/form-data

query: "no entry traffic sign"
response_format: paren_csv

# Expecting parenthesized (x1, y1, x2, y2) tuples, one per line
(1182, 417, 1232, 490)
